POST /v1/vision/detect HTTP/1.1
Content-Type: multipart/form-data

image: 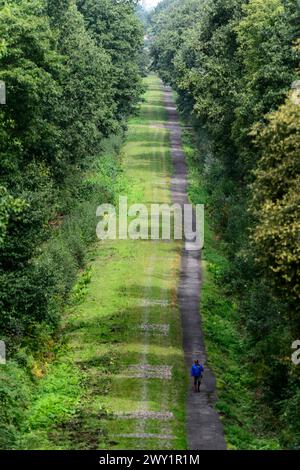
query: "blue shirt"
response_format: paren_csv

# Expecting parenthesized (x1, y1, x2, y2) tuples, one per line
(191, 364, 204, 377)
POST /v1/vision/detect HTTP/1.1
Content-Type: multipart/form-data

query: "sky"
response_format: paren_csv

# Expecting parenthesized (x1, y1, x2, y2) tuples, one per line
(140, 0, 161, 11)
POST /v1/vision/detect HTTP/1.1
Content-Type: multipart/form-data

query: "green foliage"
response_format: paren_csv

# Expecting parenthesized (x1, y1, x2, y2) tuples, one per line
(151, 0, 201, 88)
(25, 362, 82, 430)
(233, 0, 299, 173)
(0, 186, 27, 245)
(70, 267, 92, 304)
(136, 2, 150, 28)
(251, 96, 300, 302)
(0, 0, 142, 341)
(0, 361, 32, 449)
(77, 0, 144, 120)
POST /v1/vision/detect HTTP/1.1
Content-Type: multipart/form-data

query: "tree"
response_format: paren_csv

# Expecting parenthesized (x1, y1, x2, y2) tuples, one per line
(0, 0, 143, 339)
(251, 93, 300, 303)
(233, 0, 299, 175)
(77, 0, 144, 120)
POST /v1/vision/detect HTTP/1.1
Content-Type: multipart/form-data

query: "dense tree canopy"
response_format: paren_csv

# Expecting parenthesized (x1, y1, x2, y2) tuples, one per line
(77, 0, 143, 120)
(251, 95, 300, 302)
(0, 0, 143, 340)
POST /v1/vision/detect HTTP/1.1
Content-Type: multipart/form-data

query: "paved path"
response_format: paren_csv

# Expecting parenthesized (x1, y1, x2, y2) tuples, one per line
(163, 84, 227, 450)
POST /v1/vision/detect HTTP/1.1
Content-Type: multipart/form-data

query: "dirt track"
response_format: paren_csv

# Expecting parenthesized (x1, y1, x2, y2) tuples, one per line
(163, 84, 227, 450)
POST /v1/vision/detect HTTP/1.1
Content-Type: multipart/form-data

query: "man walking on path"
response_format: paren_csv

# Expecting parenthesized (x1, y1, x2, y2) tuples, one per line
(191, 360, 204, 393)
